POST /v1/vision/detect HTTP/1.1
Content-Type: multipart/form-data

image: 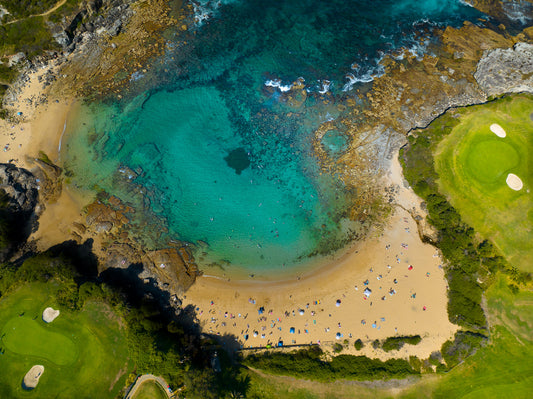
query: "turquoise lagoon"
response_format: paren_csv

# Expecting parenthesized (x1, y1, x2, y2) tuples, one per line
(62, 0, 488, 277)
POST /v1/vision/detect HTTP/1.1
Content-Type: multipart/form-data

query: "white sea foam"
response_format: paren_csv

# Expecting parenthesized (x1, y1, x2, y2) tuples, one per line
(458, 0, 474, 8)
(502, 1, 532, 24)
(318, 80, 331, 94)
(342, 62, 385, 91)
(264, 79, 293, 92)
(192, 0, 240, 26)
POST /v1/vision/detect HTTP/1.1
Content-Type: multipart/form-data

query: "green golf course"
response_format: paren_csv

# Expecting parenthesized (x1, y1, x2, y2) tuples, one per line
(434, 94, 532, 272)
(131, 380, 169, 399)
(0, 283, 132, 398)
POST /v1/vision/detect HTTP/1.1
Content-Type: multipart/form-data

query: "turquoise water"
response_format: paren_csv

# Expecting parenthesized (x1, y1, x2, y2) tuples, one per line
(63, 0, 486, 277)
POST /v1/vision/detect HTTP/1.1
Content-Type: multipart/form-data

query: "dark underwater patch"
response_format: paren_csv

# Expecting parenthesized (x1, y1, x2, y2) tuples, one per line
(224, 147, 250, 175)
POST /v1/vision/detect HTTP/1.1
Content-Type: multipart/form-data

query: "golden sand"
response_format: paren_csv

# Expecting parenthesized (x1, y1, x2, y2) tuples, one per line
(182, 155, 458, 360)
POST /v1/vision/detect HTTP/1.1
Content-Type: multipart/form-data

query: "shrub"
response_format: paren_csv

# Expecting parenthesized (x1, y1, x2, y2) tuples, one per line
(382, 335, 422, 352)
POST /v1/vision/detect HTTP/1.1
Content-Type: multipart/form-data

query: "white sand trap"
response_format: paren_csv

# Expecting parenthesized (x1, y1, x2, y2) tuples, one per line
(506, 173, 523, 191)
(23, 365, 44, 389)
(42, 307, 60, 323)
(490, 123, 506, 138)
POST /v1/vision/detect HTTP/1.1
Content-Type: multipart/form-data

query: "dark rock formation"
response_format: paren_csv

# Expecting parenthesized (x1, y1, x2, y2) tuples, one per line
(0, 163, 40, 261)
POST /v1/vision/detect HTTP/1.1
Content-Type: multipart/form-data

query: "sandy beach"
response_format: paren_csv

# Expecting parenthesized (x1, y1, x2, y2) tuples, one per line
(0, 65, 91, 252)
(182, 155, 458, 360)
(1, 63, 458, 362)
(0, 63, 72, 169)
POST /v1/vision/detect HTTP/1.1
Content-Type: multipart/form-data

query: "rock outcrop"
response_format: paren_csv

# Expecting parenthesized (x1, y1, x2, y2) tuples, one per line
(0, 163, 39, 261)
(475, 42, 533, 96)
(0, 163, 39, 213)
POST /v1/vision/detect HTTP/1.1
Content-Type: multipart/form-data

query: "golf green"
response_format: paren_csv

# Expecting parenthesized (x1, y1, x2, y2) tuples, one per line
(0, 283, 131, 398)
(434, 94, 532, 271)
(464, 140, 519, 184)
(2, 317, 77, 366)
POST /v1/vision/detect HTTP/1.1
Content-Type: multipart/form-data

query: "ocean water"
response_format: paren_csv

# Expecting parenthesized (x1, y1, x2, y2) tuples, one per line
(62, 0, 487, 277)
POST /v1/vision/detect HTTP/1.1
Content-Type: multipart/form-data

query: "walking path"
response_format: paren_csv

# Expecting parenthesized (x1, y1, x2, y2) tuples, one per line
(3, 0, 67, 25)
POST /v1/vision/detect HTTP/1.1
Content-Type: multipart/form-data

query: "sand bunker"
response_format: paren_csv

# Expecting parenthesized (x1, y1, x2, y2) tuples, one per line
(490, 123, 506, 138)
(506, 173, 523, 191)
(23, 365, 44, 389)
(42, 307, 60, 323)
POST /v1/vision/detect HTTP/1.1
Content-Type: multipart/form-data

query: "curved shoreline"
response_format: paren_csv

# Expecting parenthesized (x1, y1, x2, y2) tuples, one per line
(180, 153, 458, 359)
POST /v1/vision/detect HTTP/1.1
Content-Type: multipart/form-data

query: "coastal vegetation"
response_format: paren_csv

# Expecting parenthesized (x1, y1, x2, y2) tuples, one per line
(0, 247, 244, 398)
(400, 94, 532, 333)
(241, 273, 533, 399)
(243, 346, 418, 382)
(381, 335, 422, 352)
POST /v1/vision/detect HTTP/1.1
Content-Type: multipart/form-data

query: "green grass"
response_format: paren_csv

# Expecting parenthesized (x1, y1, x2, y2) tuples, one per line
(131, 380, 168, 399)
(0, 282, 132, 398)
(402, 274, 533, 399)
(2, 317, 78, 366)
(434, 95, 533, 272)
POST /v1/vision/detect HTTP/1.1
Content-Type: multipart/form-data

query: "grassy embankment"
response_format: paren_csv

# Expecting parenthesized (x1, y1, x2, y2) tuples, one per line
(0, 282, 131, 398)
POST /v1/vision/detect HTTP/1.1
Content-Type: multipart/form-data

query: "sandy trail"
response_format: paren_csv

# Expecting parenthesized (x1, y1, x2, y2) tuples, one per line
(4, 0, 67, 25)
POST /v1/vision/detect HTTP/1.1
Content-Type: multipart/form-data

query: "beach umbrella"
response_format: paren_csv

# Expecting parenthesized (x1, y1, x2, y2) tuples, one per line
(290, 327, 295, 334)
(278, 341, 284, 347)
(336, 299, 341, 307)
(335, 332, 342, 339)
(299, 309, 305, 315)
(258, 306, 264, 315)
(364, 288, 372, 297)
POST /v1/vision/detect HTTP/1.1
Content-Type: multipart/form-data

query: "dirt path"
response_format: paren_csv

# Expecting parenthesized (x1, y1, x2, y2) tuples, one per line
(125, 374, 172, 399)
(4, 0, 67, 25)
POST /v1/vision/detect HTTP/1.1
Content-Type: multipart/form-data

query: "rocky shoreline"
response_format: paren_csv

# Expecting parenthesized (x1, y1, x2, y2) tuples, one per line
(1, 0, 532, 306)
